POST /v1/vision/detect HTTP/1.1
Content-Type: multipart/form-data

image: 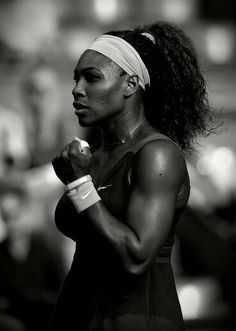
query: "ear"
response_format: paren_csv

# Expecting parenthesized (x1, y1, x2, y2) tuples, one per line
(124, 75, 139, 97)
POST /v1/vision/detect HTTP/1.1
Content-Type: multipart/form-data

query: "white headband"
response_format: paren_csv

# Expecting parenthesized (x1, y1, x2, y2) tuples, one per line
(87, 34, 150, 90)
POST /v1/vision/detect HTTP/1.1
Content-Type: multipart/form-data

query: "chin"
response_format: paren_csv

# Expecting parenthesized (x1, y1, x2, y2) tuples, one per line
(78, 117, 98, 128)
(78, 119, 89, 127)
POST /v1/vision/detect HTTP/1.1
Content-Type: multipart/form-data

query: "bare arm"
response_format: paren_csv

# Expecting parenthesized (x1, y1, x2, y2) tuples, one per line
(85, 140, 188, 274)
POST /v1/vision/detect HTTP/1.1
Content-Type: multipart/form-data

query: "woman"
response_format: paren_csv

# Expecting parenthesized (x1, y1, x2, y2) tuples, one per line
(50, 21, 215, 330)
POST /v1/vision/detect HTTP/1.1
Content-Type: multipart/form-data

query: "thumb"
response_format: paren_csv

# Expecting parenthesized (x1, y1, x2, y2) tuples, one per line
(73, 136, 90, 153)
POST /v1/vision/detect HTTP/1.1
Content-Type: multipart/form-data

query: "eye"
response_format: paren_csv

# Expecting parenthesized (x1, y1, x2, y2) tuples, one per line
(85, 73, 100, 82)
(73, 70, 101, 83)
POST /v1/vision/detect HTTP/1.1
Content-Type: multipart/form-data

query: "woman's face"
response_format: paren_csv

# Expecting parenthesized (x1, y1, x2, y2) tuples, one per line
(72, 50, 127, 127)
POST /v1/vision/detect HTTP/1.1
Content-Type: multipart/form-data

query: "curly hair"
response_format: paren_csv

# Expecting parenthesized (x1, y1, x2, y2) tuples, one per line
(107, 21, 218, 151)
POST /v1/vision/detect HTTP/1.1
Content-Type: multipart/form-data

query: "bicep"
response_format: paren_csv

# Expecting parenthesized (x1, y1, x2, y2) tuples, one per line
(125, 141, 185, 261)
(126, 178, 177, 262)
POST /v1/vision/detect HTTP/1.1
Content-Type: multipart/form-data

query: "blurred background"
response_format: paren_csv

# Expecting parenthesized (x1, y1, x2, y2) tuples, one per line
(0, 0, 235, 330)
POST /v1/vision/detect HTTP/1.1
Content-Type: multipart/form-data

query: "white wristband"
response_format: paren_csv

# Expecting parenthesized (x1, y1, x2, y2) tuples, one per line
(65, 175, 92, 192)
(67, 180, 101, 213)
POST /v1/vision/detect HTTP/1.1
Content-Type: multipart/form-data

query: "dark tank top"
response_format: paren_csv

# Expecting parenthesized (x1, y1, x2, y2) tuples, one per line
(55, 133, 181, 261)
(51, 133, 187, 331)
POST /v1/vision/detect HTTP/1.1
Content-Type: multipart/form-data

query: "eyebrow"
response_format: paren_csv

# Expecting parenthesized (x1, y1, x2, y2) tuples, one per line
(74, 67, 101, 75)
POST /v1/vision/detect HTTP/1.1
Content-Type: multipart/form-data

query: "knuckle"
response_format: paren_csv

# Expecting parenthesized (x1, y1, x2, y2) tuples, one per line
(69, 142, 79, 155)
(61, 149, 68, 159)
(69, 148, 78, 158)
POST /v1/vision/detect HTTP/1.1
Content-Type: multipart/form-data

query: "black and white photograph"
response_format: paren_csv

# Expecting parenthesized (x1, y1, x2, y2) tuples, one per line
(0, 1, 235, 330)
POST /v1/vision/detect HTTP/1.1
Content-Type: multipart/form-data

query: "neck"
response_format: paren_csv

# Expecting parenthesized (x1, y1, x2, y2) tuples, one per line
(102, 109, 146, 148)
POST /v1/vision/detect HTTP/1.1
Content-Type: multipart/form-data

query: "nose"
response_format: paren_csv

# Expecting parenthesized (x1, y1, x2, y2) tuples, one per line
(72, 80, 86, 98)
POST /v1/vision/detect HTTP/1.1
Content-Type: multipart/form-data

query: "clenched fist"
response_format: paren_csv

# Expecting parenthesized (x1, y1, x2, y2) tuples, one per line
(52, 138, 92, 185)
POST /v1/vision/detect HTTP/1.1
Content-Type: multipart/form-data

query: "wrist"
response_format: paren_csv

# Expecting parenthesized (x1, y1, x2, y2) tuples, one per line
(65, 175, 92, 192)
(65, 176, 101, 213)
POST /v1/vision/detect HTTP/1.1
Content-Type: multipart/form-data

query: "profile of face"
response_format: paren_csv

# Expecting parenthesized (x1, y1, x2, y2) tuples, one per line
(72, 50, 127, 127)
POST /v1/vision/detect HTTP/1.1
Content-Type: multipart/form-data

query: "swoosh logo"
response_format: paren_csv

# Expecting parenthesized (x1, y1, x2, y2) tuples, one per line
(97, 184, 112, 191)
(80, 190, 92, 200)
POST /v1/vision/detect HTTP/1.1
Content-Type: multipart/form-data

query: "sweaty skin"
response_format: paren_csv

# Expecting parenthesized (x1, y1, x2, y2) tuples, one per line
(53, 136, 189, 275)
(52, 49, 190, 275)
(49, 34, 194, 330)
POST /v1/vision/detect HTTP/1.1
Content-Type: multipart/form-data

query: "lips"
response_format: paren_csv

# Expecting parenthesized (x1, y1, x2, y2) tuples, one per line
(73, 102, 88, 110)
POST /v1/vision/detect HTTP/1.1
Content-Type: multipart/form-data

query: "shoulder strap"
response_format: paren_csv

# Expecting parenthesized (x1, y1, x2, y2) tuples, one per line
(131, 133, 174, 154)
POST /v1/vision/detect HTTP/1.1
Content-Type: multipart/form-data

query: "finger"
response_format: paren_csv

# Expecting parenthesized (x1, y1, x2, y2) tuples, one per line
(80, 146, 90, 155)
(52, 155, 72, 184)
(61, 144, 71, 160)
(52, 146, 72, 181)
(70, 142, 90, 159)
(52, 156, 65, 179)
(51, 155, 60, 169)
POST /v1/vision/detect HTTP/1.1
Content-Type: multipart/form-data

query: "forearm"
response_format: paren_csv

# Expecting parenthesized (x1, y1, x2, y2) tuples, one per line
(63, 174, 145, 267)
(85, 201, 150, 274)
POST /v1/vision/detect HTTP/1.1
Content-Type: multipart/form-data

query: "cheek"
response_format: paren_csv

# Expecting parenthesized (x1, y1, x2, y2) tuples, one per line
(99, 93, 116, 107)
(96, 84, 123, 109)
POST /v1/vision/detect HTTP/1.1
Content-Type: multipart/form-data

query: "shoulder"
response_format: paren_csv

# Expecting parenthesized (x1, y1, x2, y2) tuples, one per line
(131, 138, 187, 192)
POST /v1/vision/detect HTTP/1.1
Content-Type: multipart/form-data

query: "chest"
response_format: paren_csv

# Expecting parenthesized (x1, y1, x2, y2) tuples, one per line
(89, 145, 134, 220)
(89, 145, 130, 186)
